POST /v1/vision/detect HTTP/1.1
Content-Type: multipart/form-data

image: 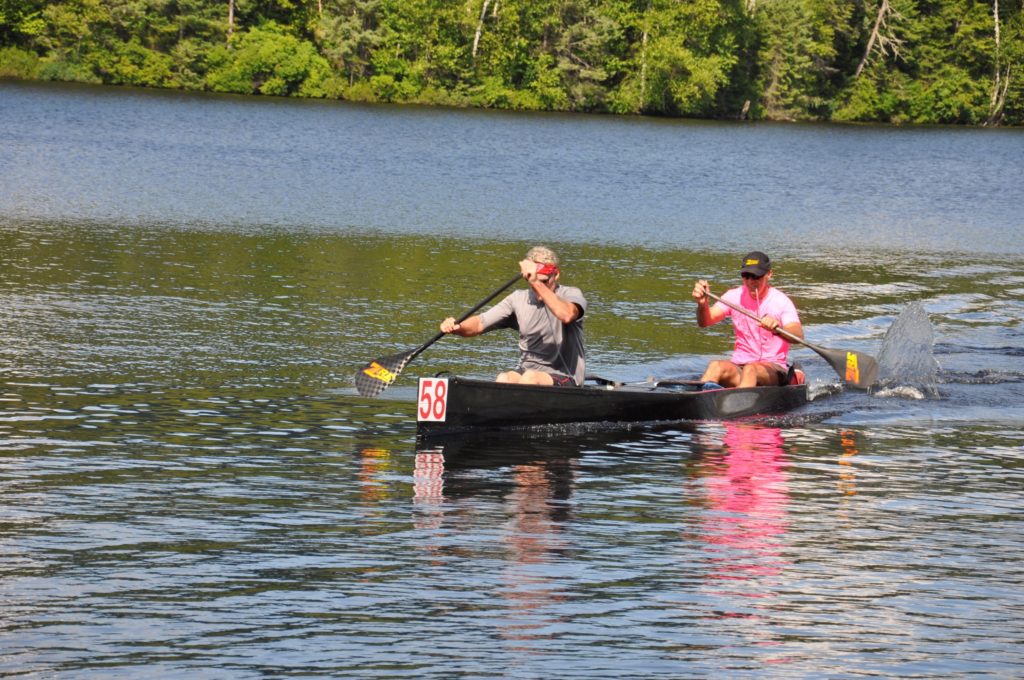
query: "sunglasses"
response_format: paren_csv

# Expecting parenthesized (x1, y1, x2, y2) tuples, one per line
(741, 272, 765, 280)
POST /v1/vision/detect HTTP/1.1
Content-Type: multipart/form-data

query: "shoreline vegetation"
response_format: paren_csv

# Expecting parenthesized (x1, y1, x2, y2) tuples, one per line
(0, 0, 1020, 126)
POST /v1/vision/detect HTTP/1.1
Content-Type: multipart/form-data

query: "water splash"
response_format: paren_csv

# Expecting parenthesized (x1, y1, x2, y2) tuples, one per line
(873, 301, 941, 398)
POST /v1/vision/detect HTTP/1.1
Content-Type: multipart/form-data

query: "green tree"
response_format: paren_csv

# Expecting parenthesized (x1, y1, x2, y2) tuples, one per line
(315, 0, 384, 86)
(1, 0, 1020, 124)
(206, 23, 332, 95)
(754, 0, 851, 120)
(609, 0, 741, 116)
(994, 0, 1024, 124)
(0, 0, 47, 48)
(540, 0, 625, 111)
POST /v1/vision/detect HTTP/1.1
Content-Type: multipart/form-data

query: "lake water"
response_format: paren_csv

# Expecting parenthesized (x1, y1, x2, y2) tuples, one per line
(1, 80, 1022, 678)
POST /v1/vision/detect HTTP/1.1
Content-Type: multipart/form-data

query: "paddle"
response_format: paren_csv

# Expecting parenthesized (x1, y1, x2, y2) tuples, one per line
(354, 273, 523, 397)
(707, 291, 879, 390)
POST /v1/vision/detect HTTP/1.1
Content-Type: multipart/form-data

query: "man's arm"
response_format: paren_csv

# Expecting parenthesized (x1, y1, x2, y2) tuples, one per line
(758, 293, 804, 341)
(530, 280, 581, 324)
(440, 314, 485, 337)
(693, 279, 726, 327)
(781, 320, 804, 340)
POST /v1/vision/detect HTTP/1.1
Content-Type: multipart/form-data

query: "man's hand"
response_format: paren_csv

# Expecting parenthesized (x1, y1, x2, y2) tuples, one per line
(692, 280, 710, 304)
(519, 258, 540, 282)
(440, 317, 460, 334)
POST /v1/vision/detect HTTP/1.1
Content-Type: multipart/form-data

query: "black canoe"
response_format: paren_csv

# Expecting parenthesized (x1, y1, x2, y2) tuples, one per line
(415, 375, 809, 439)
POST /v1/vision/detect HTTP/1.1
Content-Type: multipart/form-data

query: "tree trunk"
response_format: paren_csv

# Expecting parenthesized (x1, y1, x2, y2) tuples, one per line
(855, 0, 902, 77)
(472, 0, 492, 60)
(227, 0, 235, 41)
(986, 67, 1010, 125)
(986, 0, 1007, 125)
(639, 29, 648, 107)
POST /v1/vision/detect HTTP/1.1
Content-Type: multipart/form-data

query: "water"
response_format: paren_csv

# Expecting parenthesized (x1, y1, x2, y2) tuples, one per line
(0, 80, 1023, 677)
(873, 302, 941, 398)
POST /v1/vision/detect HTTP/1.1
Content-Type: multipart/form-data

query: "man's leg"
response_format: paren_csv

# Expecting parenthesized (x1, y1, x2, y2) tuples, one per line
(738, 362, 784, 388)
(701, 360, 741, 388)
(518, 370, 555, 386)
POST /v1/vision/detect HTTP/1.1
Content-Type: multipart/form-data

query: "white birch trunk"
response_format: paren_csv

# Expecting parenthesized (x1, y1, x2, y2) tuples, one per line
(472, 0, 492, 60)
(988, 0, 1004, 122)
(639, 29, 648, 106)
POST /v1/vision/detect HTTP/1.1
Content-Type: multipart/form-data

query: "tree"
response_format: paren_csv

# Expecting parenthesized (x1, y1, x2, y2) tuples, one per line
(0, 0, 47, 48)
(754, 0, 850, 120)
(609, 0, 740, 116)
(206, 23, 331, 95)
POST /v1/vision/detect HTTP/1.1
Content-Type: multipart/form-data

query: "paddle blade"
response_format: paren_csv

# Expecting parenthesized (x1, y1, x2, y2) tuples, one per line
(817, 346, 879, 390)
(354, 351, 412, 397)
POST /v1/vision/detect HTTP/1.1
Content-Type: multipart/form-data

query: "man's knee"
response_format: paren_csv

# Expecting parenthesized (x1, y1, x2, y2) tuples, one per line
(519, 370, 554, 386)
(743, 363, 782, 386)
(706, 360, 737, 379)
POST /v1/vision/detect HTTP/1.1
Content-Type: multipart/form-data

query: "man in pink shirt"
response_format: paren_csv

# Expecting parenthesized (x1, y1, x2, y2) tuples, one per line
(692, 251, 805, 389)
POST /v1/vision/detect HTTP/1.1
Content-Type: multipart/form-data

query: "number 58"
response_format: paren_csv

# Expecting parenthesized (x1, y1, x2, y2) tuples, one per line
(417, 378, 448, 422)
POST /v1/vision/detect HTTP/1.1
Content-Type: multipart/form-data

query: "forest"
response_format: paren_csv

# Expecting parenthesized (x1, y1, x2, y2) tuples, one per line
(0, 0, 1020, 125)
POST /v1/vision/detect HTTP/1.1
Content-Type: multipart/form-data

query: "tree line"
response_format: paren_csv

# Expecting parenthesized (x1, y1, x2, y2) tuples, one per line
(0, 0, 1020, 125)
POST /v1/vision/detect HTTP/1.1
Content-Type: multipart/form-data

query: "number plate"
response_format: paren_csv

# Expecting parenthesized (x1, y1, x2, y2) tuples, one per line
(417, 378, 449, 422)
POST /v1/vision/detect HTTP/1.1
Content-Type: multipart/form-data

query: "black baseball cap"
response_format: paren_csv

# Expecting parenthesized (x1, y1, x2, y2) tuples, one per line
(740, 251, 771, 276)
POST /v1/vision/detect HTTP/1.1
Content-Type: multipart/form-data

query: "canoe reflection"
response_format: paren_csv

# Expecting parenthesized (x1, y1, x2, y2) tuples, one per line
(413, 434, 582, 646)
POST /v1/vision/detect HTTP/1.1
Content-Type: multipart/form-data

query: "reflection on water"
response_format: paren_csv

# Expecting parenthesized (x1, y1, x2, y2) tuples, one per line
(413, 450, 445, 505)
(837, 429, 861, 497)
(693, 425, 790, 589)
(397, 423, 1024, 676)
(1, 393, 1020, 676)
(499, 458, 575, 648)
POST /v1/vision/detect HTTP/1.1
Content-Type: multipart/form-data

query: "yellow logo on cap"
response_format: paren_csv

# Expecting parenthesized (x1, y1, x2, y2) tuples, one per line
(745, 258, 760, 265)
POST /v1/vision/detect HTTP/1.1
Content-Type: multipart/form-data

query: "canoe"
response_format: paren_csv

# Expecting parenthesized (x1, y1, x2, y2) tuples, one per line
(415, 375, 808, 439)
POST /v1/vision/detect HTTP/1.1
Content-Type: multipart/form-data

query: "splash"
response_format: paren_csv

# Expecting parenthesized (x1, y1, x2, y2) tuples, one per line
(873, 302, 941, 398)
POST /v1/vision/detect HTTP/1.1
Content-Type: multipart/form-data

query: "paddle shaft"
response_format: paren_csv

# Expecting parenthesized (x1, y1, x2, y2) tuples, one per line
(407, 273, 523, 362)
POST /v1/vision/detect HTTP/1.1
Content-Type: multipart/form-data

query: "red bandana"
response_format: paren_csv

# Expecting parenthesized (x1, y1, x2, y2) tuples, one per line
(536, 263, 559, 278)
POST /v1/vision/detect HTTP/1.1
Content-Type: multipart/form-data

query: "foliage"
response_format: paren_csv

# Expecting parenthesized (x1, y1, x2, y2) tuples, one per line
(754, 0, 850, 120)
(0, 46, 40, 78)
(0, 0, 1019, 125)
(206, 24, 331, 96)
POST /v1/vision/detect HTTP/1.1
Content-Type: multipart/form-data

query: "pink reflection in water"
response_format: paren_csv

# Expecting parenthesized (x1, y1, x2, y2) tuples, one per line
(698, 424, 790, 584)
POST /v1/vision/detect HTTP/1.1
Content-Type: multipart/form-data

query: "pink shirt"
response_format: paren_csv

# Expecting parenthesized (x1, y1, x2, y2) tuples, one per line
(714, 286, 800, 367)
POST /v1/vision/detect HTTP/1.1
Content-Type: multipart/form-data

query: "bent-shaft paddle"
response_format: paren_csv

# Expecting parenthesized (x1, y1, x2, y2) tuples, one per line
(707, 291, 879, 390)
(354, 273, 522, 397)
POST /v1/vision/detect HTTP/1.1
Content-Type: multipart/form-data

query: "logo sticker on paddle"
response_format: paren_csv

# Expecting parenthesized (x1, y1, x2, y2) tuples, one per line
(845, 352, 860, 384)
(363, 361, 397, 384)
(417, 378, 448, 422)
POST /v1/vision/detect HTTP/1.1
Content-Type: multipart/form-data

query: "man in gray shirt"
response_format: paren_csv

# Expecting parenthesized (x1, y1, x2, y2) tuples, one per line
(439, 246, 587, 386)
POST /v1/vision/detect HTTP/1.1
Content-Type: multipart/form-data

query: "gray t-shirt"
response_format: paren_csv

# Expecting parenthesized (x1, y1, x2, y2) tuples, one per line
(477, 285, 587, 385)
